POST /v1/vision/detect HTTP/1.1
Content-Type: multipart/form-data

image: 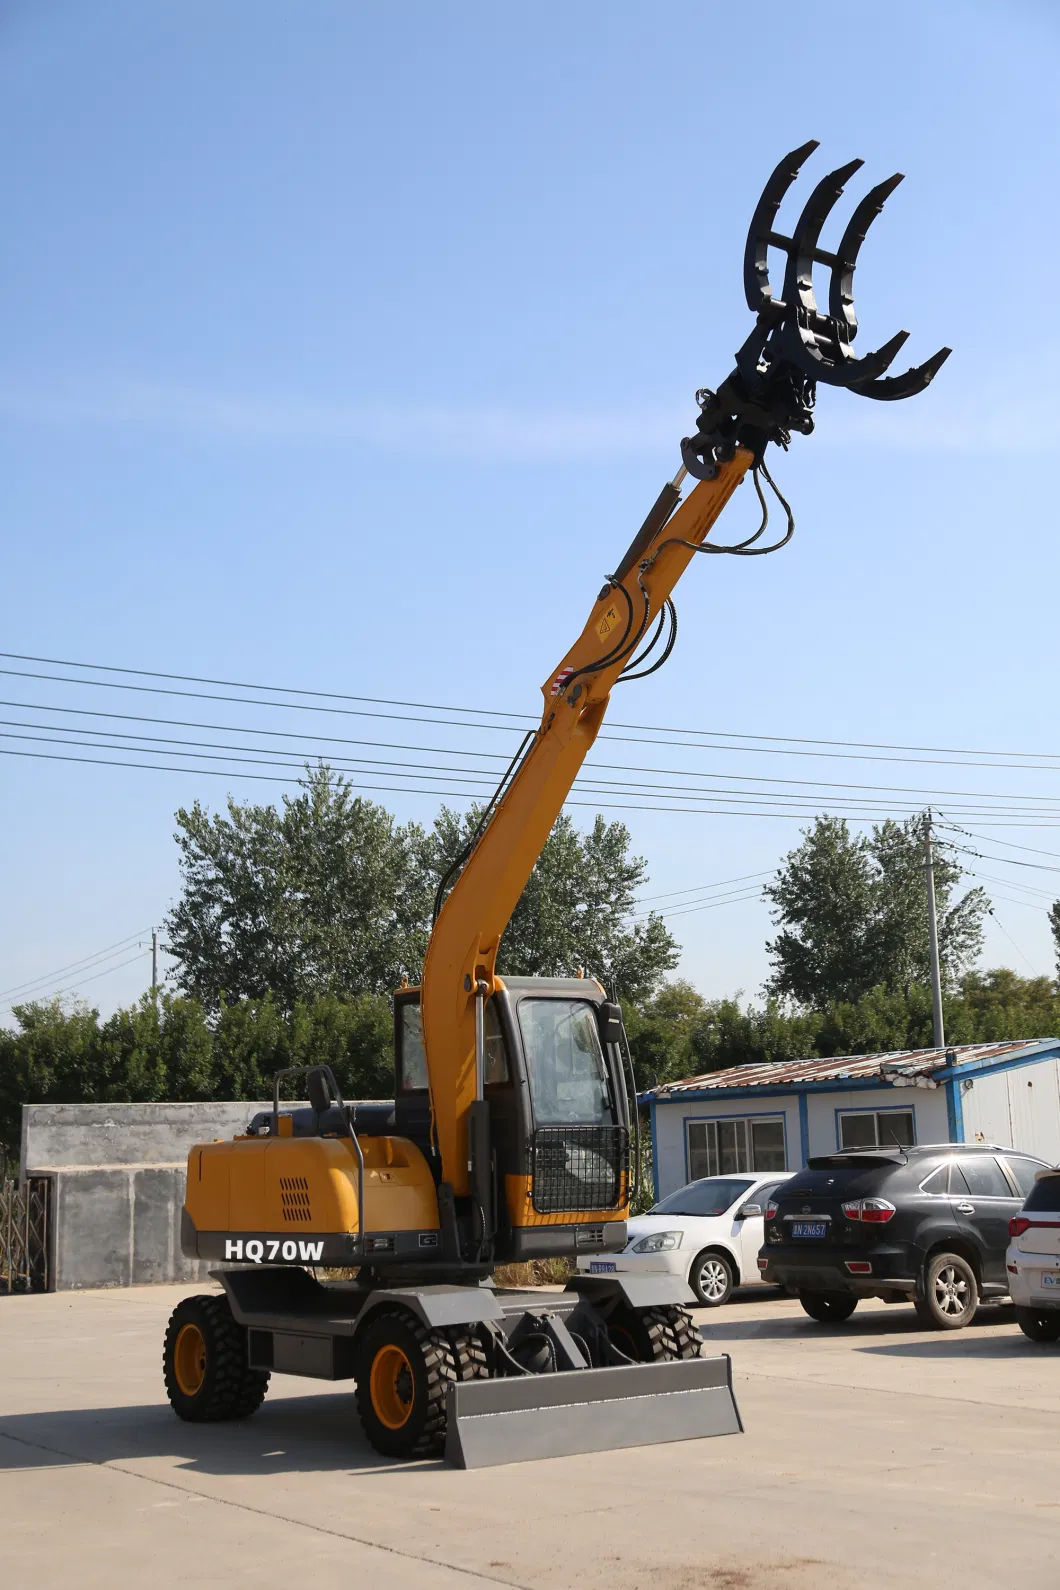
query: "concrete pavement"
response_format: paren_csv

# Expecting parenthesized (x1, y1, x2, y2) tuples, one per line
(2, 1281, 1057, 1590)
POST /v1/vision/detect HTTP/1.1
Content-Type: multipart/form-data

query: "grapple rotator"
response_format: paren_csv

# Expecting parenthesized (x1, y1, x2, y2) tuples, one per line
(681, 139, 952, 480)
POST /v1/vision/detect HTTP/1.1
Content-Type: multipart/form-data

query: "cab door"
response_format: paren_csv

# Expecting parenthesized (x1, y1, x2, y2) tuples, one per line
(951, 1155, 1023, 1289)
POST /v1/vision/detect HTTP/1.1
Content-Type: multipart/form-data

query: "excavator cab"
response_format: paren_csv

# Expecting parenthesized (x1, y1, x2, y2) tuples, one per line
(394, 977, 634, 1269)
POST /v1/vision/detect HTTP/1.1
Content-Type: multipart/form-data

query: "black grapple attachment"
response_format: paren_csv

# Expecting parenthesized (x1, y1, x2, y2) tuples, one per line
(681, 140, 951, 480)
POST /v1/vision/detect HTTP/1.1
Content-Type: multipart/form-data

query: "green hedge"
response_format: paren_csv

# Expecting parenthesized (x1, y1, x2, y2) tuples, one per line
(0, 991, 393, 1159)
(3, 968, 1056, 1163)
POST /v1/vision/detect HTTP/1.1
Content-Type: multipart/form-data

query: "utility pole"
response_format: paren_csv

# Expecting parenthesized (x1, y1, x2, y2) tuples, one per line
(151, 929, 159, 1003)
(923, 810, 945, 1050)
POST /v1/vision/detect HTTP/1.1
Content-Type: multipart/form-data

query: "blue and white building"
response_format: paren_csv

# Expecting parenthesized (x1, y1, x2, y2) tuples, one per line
(647, 1039, 1060, 1201)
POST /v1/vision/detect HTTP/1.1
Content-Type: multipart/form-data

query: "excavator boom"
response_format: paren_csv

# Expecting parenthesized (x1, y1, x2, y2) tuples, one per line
(422, 456, 752, 1196)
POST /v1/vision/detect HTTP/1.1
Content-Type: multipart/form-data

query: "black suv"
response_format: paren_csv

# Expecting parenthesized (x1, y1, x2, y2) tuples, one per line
(758, 1143, 1048, 1330)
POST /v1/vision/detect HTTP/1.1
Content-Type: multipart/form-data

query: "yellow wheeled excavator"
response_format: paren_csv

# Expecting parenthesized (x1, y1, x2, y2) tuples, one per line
(164, 141, 949, 1467)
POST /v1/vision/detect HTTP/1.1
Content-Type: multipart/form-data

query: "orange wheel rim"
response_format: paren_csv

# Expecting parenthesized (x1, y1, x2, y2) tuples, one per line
(173, 1322, 207, 1396)
(370, 1343, 415, 1429)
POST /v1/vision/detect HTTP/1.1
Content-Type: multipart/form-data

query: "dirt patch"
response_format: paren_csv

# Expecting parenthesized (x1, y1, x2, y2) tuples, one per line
(662, 1558, 827, 1590)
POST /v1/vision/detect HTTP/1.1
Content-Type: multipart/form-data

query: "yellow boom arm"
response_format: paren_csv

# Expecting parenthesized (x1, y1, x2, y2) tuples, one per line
(421, 449, 752, 1193)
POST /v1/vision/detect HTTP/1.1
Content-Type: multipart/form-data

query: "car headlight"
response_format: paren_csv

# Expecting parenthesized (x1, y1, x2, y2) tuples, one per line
(630, 1231, 683, 1253)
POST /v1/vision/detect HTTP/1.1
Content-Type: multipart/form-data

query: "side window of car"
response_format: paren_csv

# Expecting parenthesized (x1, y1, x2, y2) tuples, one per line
(957, 1156, 1014, 1199)
(919, 1164, 949, 1195)
(1003, 1157, 1043, 1199)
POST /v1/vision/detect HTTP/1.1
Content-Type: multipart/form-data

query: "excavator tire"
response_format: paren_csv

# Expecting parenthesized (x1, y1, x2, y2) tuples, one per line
(163, 1294, 270, 1423)
(354, 1308, 457, 1459)
(665, 1305, 704, 1360)
(605, 1303, 700, 1363)
(449, 1328, 489, 1380)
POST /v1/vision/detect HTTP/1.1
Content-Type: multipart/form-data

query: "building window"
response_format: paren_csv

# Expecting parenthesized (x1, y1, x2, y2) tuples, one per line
(687, 1117, 786, 1180)
(838, 1110, 915, 1150)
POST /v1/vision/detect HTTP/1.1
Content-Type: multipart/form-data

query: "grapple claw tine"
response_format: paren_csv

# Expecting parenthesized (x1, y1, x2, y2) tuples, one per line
(780, 158, 864, 316)
(697, 143, 949, 468)
(828, 174, 904, 338)
(849, 346, 952, 400)
(742, 138, 820, 314)
(839, 327, 910, 385)
(779, 319, 907, 390)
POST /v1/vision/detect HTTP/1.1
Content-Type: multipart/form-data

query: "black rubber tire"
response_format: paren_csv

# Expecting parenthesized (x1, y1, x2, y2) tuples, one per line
(1015, 1306, 1060, 1343)
(913, 1252, 979, 1331)
(689, 1249, 734, 1308)
(665, 1305, 704, 1359)
(798, 1291, 858, 1324)
(607, 1303, 701, 1361)
(163, 1293, 270, 1422)
(449, 1328, 489, 1379)
(354, 1309, 456, 1459)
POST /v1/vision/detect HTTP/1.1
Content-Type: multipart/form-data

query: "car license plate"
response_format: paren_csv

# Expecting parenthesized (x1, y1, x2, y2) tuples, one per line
(791, 1221, 828, 1239)
(1042, 1271, 1060, 1288)
(588, 1260, 617, 1273)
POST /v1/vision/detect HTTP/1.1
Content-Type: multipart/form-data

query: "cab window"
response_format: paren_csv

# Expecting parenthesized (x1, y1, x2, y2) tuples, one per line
(484, 1001, 510, 1086)
(517, 998, 611, 1125)
(399, 998, 509, 1090)
(399, 1003, 428, 1091)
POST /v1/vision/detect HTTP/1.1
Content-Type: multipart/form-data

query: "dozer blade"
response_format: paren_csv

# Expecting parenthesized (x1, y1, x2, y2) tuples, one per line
(444, 1354, 742, 1470)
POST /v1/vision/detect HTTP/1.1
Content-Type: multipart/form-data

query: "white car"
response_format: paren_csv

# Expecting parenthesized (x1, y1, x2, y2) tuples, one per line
(1006, 1166, 1060, 1342)
(578, 1171, 794, 1306)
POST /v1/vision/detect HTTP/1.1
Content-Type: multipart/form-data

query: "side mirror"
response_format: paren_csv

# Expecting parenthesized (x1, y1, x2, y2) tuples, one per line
(598, 1001, 624, 1048)
(738, 1203, 762, 1219)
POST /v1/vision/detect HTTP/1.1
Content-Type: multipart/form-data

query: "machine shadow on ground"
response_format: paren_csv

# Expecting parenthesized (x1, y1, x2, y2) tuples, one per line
(0, 1393, 436, 1478)
(698, 1300, 1017, 1344)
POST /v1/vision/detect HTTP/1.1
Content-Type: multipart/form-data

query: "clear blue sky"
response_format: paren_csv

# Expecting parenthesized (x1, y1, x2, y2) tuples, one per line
(2, 0, 1059, 1020)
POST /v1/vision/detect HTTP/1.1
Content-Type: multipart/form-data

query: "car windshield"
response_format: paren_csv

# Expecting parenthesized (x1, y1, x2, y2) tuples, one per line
(517, 998, 612, 1125)
(649, 1178, 754, 1217)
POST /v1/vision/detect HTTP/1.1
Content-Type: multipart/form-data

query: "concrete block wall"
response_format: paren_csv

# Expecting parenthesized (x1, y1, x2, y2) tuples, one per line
(21, 1100, 274, 1291)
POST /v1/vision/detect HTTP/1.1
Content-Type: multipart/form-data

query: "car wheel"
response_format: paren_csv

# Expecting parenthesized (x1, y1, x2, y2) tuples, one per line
(914, 1252, 979, 1331)
(798, 1291, 858, 1324)
(1015, 1306, 1060, 1343)
(689, 1250, 734, 1307)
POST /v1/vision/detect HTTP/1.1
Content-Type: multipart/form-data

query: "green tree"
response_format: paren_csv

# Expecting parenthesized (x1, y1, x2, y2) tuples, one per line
(868, 818, 985, 993)
(426, 807, 678, 1000)
(166, 765, 429, 1013)
(624, 983, 820, 1090)
(765, 815, 986, 1007)
(1049, 901, 1060, 980)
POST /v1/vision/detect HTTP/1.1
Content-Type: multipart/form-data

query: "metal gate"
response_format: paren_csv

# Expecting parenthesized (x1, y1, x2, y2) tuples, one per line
(1, 1148, 50, 1293)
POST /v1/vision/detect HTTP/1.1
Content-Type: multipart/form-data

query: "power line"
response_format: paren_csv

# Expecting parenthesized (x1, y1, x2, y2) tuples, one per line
(985, 907, 1041, 977)
(9, 741, 1060, 828)
(13, 743, 1013, 822)
(7, 650, 1060, 766)
(9, 703, 1060, 807)
(9, 658, 1060, 773)
(634, 870, 774, 904)
(944, 837, 1060, 876)
(0, 929, 152, 1000)
(6, 721, 1060, 820)
(642, 887, 768, 922)
(0, 950, 152, 1017)
(961, 867, 1058, 902)
(7, 727, 1060, 822)
(937, 819, 1060, 864)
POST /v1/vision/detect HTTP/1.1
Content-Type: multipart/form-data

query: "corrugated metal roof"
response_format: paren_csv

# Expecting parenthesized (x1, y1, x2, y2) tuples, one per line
(651, 1040, 1052, 1097)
